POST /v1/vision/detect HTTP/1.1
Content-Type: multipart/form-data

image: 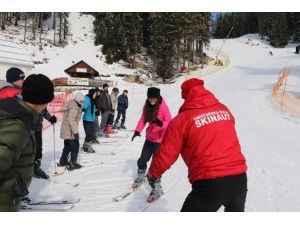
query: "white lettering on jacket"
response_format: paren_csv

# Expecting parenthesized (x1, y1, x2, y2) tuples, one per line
(193, 110, 231, 128)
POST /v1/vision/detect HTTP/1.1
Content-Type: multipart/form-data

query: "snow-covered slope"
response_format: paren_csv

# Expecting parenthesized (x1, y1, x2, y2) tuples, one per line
(1, 13, 295, 211)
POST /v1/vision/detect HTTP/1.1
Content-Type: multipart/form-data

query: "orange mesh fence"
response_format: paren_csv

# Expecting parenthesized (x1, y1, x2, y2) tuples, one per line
(42, 92, 74, 130)
(272, 67, 300, 118)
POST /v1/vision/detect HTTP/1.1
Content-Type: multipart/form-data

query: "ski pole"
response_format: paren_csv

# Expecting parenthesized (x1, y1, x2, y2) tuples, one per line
(53, 124, 57, 174)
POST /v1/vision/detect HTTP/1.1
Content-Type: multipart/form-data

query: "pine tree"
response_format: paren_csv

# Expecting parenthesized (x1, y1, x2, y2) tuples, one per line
(269, 13, 289, 47)
(293, 13, 300, 43)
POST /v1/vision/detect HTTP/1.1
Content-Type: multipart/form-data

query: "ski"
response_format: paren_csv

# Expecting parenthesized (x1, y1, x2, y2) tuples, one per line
(21, 204, 74, 211)
(112, 182, 144, 202)
(28, 198, 80, 205)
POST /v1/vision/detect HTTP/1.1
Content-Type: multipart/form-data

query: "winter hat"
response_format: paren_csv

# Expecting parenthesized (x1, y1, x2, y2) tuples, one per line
(181, 78, 204, 99)
(112, 87, 119, 93)
(6, 67, 25, 83)
(22, 74, 54, 104)
(95, 87, 100, 92)
(147, 87, 160, 99)
(74, 92, 85, 102)
(88, 88, 97, 98)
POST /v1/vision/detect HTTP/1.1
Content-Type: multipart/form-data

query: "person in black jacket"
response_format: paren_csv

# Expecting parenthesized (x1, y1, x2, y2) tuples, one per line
(33, 108, 57, 179)
(98, 83, 112, 137)
(114, 90, 128, 129)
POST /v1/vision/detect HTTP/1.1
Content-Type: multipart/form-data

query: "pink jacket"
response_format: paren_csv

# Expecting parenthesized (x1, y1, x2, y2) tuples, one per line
(135, 98, 172, 143)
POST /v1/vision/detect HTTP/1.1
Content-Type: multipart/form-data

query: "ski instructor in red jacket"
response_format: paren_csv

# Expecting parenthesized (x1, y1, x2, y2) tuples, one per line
(147, 78, 247, 212)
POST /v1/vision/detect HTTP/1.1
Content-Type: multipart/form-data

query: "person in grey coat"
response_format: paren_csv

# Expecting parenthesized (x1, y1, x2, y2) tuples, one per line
(58, 92, 85, 170)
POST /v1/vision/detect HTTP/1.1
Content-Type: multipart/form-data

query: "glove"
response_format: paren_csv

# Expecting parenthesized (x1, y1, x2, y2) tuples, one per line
(74, 133, 79, 140)
(146, 173, 160, 189)
(82, 108, 86, 112)
(152, 118, 163, 127)
(49, 116, 57, 124)
(95, 111, 100, 116)
(131, 131, 141, 141)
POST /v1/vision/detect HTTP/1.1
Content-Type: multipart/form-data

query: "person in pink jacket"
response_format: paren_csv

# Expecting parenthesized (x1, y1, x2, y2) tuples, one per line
(131, 87, 172, 189)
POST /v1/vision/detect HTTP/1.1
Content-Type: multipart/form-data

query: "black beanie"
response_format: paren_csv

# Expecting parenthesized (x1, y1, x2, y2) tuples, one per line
(6, 67, 25, 83)
(147, 87, 160, 98)
(22, 74, 54, 104)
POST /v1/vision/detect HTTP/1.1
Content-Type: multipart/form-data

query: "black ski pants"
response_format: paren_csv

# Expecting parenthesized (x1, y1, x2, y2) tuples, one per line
(115, 109, 126, 125)
(137, 139, 160, 171)
(83, 120, 95, 142)
(61, 139, 80, 164)
(181, 173, 247, 212)
(34, 130, 43, 161)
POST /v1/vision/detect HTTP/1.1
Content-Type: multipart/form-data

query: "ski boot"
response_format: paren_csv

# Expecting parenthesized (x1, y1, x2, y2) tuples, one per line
(147, 179, 163, 203)
(82, 142, 95, 153)
(58, 157, 68, 167)
(33, 160, 49, 179)
(98, 129, 109, 138)
(119, 124, 126, 130)
(67, 162, 82, 171)
(92, 139, 100, 144)
(113, 121, 119, 129)
(132, 169, 146, 190)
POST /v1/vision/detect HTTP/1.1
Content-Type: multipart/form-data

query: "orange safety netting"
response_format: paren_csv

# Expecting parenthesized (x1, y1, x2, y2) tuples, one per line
(42, 92, 74, 130)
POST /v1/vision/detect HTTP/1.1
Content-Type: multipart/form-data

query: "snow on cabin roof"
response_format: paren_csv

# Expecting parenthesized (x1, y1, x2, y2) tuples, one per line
(0, 39, 33, 67)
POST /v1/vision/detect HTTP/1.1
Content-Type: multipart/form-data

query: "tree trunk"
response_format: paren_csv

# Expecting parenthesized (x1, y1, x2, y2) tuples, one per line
(63, 15, 67, 40)
(38, 12, 43, 28)
(14, 12, 19, 26)
(59, 14, 62, 44)
(32, 13, 36, 40)
(24, 13, 27, 42)
(53, 13, 56, 45)
(1, 13, 5, 30)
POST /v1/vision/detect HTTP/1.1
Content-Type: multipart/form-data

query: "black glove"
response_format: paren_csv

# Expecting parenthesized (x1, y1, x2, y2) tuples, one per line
(95, 111, 100, 116)
(147, 173, 160, 189)
(131, 131, 141, 141)
(82, 108, 86, 112)
(74, 133, 79, 140)
(152, 118, 163, 127)
(49, 116, 57, 124)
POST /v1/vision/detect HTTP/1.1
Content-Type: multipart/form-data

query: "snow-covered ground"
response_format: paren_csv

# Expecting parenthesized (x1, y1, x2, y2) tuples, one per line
(2, 13, 300, 212)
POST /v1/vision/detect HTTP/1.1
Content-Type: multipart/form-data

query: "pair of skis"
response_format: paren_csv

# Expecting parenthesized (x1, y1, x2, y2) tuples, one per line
(112, 182, 163, 204)
(21, 198, 80, 211)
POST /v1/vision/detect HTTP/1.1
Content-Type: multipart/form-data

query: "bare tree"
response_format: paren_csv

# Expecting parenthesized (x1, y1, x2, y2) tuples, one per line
(32, 12, 37, 40)
(24, 13, 28, 42)
(53, 12, 56, 45)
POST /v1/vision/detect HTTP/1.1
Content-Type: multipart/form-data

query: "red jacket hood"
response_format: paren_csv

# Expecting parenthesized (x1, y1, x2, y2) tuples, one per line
(179, 78, 219, 112)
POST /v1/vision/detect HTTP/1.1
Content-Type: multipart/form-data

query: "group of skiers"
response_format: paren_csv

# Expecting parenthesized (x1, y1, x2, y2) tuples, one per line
(0, 66, 248, 212)
(58, 83, 129, 170)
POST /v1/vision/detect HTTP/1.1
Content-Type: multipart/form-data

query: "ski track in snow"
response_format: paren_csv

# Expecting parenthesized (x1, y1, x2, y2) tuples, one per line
(24, 15, 300, 211)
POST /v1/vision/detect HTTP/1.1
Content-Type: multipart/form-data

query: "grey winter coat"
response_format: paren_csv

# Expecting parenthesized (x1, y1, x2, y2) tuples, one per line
(60, 99, 83, 140)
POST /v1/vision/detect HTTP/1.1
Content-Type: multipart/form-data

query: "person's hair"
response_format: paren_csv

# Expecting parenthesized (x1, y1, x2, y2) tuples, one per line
(123, 90, 128, 93)
(144, 97, 162, 122)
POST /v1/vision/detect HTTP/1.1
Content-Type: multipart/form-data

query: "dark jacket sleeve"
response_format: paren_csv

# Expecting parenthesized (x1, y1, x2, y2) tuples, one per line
(43, 108, 52, 121)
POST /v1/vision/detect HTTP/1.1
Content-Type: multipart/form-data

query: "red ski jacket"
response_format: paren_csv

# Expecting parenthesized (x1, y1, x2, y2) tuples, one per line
(149, 78, 247, 184)
(0, 87, 21, 99)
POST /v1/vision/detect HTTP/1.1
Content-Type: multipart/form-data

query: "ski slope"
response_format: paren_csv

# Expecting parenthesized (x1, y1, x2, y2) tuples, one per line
(23, 14, 300, 212)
